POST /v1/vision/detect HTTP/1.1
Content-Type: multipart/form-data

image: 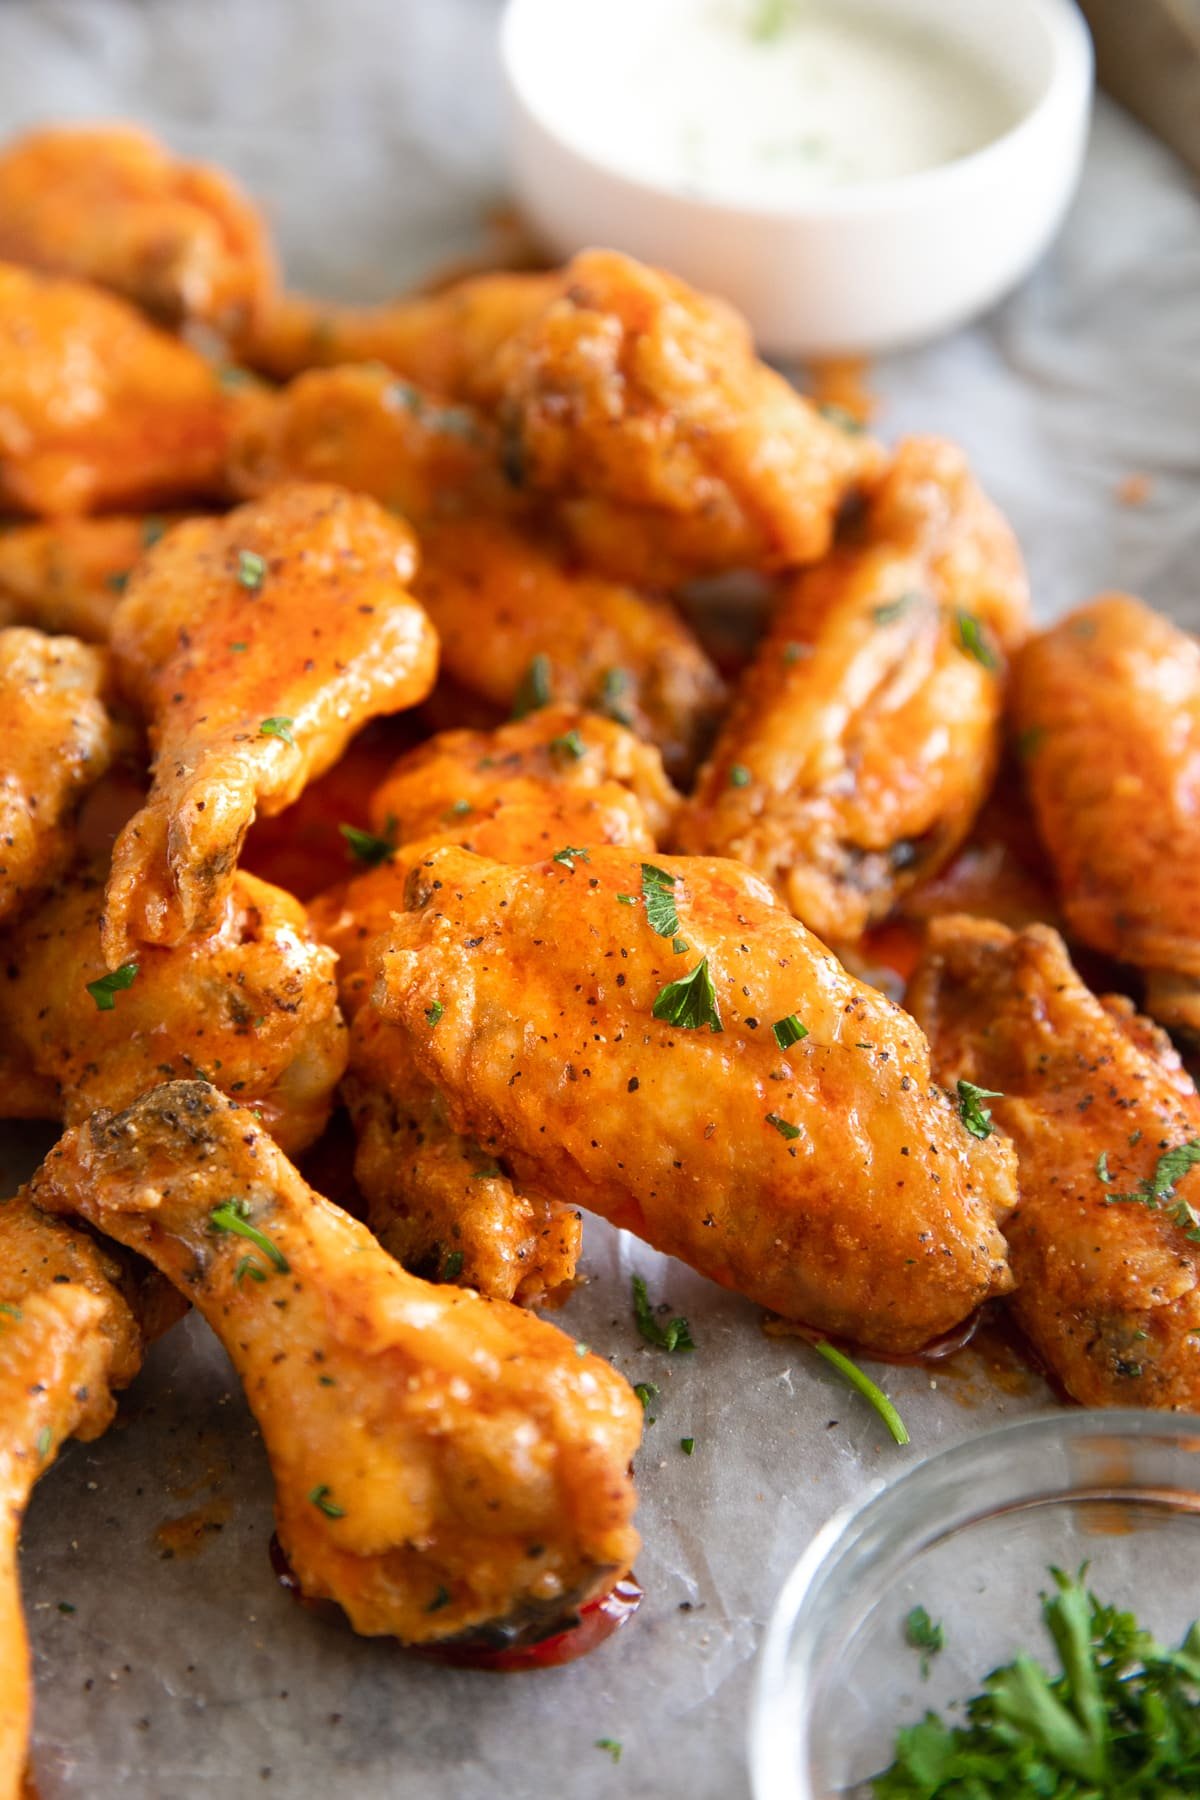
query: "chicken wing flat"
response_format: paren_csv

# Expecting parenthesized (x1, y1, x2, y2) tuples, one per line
(30, 1081, 642, 1648)
(0, 263, 233, 515)
(0, 514, 182, 642)
(488, 248, 886, 586)
(0, 864, 346, 1154)
(909, 915, 1200, 1408)
(0, 123, 275, 342)
(226, 365, 725, 778)
(315, 705, 675, 1305)
(0, 628, 115, 926)
(0, 1286, 113, 1800)
(101, 483, 438, 963)
(675, 439, 1029, 944)
(363, 845, 1016, 1353)
(1011, 594, 1200, 1039)
(246, 269, 556, 399)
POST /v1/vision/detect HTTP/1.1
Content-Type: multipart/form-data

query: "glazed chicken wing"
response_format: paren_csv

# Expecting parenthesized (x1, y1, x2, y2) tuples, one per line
(0, 515, 182, 642)
(315, 705, 675, 1304)
(1011, 594, 1200, 1040)
(909, 915, 1200, 1408)
(0, 864, 346, 1154)
(675, 438, 1029, 943)
(227, 365, 725, 778)
(101, 483, 438, 964)
(246, 269, 556, 399)
(0, 1286, 113, 1800)
(0, 263, 233, 515)
(362, 845, 1016, 1353)
(488, 248, 886, 585)
(29, 1081, 642, 1648)
(0, 628, 115, 925)
(0, 123, 275, 342)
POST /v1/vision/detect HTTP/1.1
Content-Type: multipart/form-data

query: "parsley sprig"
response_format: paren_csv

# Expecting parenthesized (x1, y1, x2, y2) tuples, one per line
(641, 863, 680, 938)
(957, 1079, 1003, 1141)
(86, 962, 139, 1012)
(652, 957, 723, 1033)
(632, 1274, 695, 1353)
(1104, 1140, 1200, 1243)
(875, 1567, 1200, 1797)
(210, 1199, 289, 1274)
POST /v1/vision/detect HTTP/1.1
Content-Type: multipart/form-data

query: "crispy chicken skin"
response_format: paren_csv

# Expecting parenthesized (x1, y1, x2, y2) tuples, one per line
(0, 263, 233, 516)
(0, 864, 346, 1154)
(488, 248, 886, 585)
(364, 846, 1016, 1353)
(101, 483, 438, 964)
(908, 915, 1200, 1408)
(246, 270, 556, 399)
(1012, 594, 1200, 1039)
(226, 365, 726, 778)
(0, 123, 275, 341)
(0, 629, 115, 926)
(315, 706, 674, 1305)
(0, 1286, 114, 1800)
(0, 515, 181, 642)
(29, 1082, 642, 1646)
(675, 439, 1029, 943)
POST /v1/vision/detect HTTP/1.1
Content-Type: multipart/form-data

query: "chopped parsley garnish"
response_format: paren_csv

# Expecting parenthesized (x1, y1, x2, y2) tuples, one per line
(957, 1079, 1003, 1141)
(512, 653, 552, 718)
(641, 863, 680, 938)
(86, 962, 139, 1012)
(0, 1302, 22, 1320)
(425, 1585, 452, 1613)
(632, 1273, 695, 1353)
(782, 641, 809, 665)
(441, 1250, 465, 1282)
(549, 727, 585, 762)
(874, 592, 921, 625)
(766, 1113, 802, 1141)
(141, 516, 166, 549)
(57, 1601, 75, 1615)
(816, 399, 865, 433)
(595, 1739, 623, 1764)
(237, 549, 267, 590)
(955, 609, 998, 670)
(1096, 1151, 1113, 1184)
(904, 1605, 945, 1679)
(234, 1255, 267, 1286)
(308, 1485, 345, 1519)
(772, 1014, 809, 1050)
(210, 1199, 289, 1274)
(680, 1436, 695, 1456)
(874, 1566, 1200, 1797)
(339, 819, 396, 866)
(672, 936, 690, 955)
(36, 1427, 52, 1458)
(105, 570, 129, 594)
(616, 893, 637, 906)
(597, 666, 634, 727)
(259, 716, 295, 746)
(229, 641, 248, 653)
(633, 1380, 660, 1415)
(1105, 1140, 1200, 1243)
(552, 844, 590, 870)
(813, 1340, 909, 1446)
(652, 956, 722, 1033)
(425, 1000, 444, 1027)
(729, 763, 752, 788)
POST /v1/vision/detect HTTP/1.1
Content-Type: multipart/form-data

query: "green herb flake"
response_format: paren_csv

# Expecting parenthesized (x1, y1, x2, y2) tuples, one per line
(141, 516, 166, 549)
(904, 1605, 945, 1679)
(0, 1302, 22, 1321)
(772, 1014, 809, 1051)
(105, 570, 129, 595)
(512, 653, 552, 718)
(957, 1078, 1003, 1141)
(633, 1380, 660, 1415)
(816, 399, 865, 433)
(425, 1000, 444, 1028)
(86, 962, 139, 1012)
(671, 936, 690, 955)
(652, 956, 723, 1033)
(574, 1342, 590, 1358)
(36, 1426, 52, 1458)
(955, 609, 998, 670)
(308, 1484, 345, 1519)
(425, 1584, 452, 1613)
(597, 666, 634, 727)
(236, 548, 267, 591)
(1096, 1151, 1113, 1185)
(813, 1340, 909, 1446)
(616, 893, 637, 906)
(680, 1436, 695, 1456)
(729, 763, 752, 788)
(782, 641, 810, 665)
(229, 640, 248, 654)
(1016, 725, 1046, 759)
(441, 1250, 464, 1283)
(1105, 1140, 1200, 1243)
(234, 1255, 267, 1286)
(595, 1739, 622, 1765)
(210, 1198, 290, 1274)
(766, 1113, 801, 1141)
(549, 728, 585, 762)
(57, 1601, 76, 1615)
(632, 1273, 695, 1354)
(874, 592, 921, 626)
(339, 819, 397, 867)
(258, 716, 295, 746)
(552, 844, 590, 871)
(641, 863, 680, 938)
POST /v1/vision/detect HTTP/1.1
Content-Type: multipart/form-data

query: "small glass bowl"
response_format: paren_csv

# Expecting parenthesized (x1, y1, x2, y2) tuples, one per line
(749, 1410, 1200, 1800)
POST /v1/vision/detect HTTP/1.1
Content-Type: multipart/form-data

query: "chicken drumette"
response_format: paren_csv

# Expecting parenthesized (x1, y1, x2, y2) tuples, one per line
(675, 438, 1029, 945)
(359, 845, 1016, 1353)
(0, 123, 275, 343)
(29, 1082, 642, 1649)
(1012, 593, 1200, 1041)
(909, 914, 1200, 1409)
(101, 482, 438, 964)
(0, 628, 116, 926)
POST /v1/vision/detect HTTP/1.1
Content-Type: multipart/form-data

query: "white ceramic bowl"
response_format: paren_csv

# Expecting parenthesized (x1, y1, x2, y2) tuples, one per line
(501, 0, 1094, 358)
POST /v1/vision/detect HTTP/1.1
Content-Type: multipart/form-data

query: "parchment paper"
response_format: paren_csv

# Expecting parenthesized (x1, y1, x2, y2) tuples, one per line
(0, 4, 1198, 1796)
